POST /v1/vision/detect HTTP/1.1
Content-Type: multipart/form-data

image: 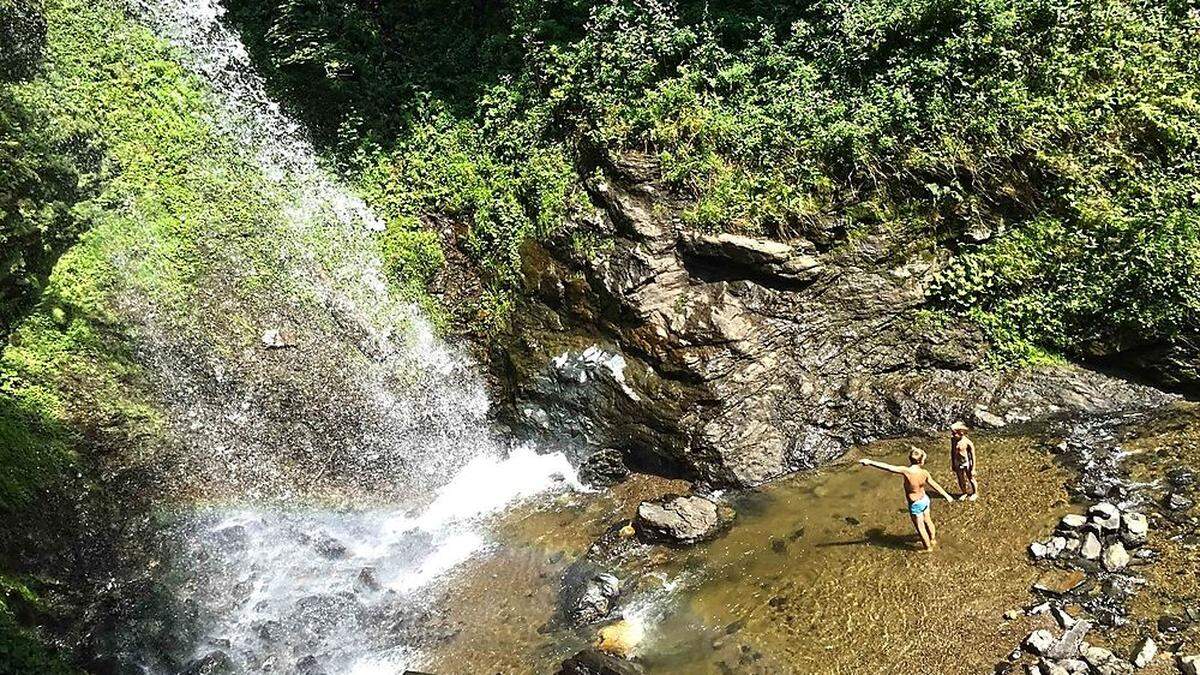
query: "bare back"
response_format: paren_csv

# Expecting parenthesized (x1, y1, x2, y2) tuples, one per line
(901, 465, 930, 503)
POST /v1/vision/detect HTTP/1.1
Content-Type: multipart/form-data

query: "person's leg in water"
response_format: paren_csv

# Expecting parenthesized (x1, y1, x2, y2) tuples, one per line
(967, 469, 979, 501)
(909, 513, 933, 551)
(924, 509, 938, 548)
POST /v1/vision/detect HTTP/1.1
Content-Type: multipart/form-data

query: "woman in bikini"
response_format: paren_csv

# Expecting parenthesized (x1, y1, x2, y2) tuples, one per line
(859, 447, 954, 552)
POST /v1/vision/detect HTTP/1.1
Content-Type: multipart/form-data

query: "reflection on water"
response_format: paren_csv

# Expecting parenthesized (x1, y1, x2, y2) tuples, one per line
(429, 435, 1073, 674)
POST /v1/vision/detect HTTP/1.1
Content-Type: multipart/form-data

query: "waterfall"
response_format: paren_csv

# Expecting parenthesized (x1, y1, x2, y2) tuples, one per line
(103, 0, 580, 671)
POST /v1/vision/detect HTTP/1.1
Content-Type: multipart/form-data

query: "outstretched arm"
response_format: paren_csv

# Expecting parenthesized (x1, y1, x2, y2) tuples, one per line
(926, 475, 954, 501)
(859, 459, 905, 474)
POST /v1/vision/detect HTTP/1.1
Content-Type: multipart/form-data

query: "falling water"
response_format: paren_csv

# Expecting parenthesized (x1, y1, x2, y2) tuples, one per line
(100, 0, 581, 671)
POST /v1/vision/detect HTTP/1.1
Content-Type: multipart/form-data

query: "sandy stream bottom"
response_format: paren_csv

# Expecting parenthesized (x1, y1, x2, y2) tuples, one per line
(422, 432, 1086, 674)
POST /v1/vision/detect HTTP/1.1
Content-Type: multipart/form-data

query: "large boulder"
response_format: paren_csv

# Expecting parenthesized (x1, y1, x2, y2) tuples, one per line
(634, 495, 730, 545)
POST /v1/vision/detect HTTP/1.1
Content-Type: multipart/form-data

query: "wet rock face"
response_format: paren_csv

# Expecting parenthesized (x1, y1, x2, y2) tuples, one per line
(579, 448, 631, 488)
(560, 565, 622, 626)
(491, 153, 1175, 486)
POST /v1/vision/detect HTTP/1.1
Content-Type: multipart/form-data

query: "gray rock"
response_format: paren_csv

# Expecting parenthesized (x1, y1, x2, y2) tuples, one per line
(1048, 620, 1090, 660)
(1165, 492, 1195, 512)
(1024, 629, 1057, 656)
(1081, 532, 1103, 560)
(1040, 660, 1069, 675)
(182, 651, 234, 675)
(1058, 514, 1088, 531)
(563, 571, 621, 625)
(635, 495, 728, 545)
(1025, 665, 1043, 675)
(1090, 502, 1121, 531)
(579, 448, 631, 487)
(1120, 513, 1148, 548)
(1052, 606, 1077, 630)
(1102, 542, 1130, 572)
(557, 648, 645, 675)
(1180, 655, 1200, 675)
(1082, 645, 1134, 675)
(1057, 659, 1090, 675)
(492, 158, 1177, 487)
(1130, 636, 1156, 668)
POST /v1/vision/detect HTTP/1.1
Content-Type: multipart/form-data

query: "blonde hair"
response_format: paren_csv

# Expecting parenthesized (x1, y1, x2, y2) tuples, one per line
(908, 446, 927, 465)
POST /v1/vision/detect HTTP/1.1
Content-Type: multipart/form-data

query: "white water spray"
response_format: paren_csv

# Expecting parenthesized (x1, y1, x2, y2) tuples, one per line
(111, 1, 581, 671)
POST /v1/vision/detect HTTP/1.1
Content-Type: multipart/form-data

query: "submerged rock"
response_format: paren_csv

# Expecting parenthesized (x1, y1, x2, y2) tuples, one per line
(562, 568, 621, 625)
(634, 495, 729, 545)
(558, 648, 644, 675)
(182, 651, 234, 675)
(596, 619, 644, 658)
(1034, 569, 1087, 596)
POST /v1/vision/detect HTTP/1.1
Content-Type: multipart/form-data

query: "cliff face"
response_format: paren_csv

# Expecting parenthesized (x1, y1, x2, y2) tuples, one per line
(490, 155, 1174, 486)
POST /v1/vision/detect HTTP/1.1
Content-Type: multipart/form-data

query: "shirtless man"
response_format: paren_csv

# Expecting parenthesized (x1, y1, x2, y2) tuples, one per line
(950, 421, 978, 501)
(859, 447, 954, 552)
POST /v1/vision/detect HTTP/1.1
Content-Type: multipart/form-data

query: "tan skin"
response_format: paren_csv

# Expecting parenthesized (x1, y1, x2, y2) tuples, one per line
(858, 456, 954, 551)
(951, 430, 978, 501)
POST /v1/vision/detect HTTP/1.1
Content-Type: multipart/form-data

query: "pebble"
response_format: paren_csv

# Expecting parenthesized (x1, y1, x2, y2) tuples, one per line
(1081, 532, 1103, 560)
(1058, 514, 1088, 531)
(1120, 513, 1148, 547)
(1165, 492, 1195, 512)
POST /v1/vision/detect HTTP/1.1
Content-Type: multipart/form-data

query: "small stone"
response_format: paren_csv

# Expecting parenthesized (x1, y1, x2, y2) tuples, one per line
(1004, 609, 1021, 621)
(1156, 615, 1189, 634)
(1046, 536, 1068, 558)
(1180, 655, 1200, 675)
(1130, 636, 1156, 668)
(1058, 514, 1088, 531)
(1024, 629, 1057, 656)
(618, 524, 636, 538)
(1089, 503, 1121, 531)
(1028, 602, 1052, 615)
(260, 328, 295, 349)
(1081, 532, 1103, 560)
(1034, 570, 1087, 596)
(1165, 492, 1195, 512)
(1025, 665, 1043, 675)
(1102, 542, 1130, 572)
(558, 648, 644, 675)
(1030, 541, 1050, 559)
(1120, 513, 1148, 548)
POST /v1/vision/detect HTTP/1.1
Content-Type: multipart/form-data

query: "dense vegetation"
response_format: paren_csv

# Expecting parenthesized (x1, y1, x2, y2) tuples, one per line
(230, 0, 1199, 360)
